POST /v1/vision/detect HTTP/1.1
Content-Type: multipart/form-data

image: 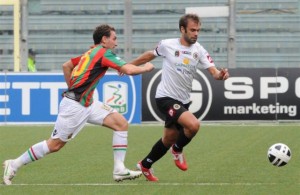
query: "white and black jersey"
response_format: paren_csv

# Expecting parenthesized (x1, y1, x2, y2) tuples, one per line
(153, 38, 215, 104)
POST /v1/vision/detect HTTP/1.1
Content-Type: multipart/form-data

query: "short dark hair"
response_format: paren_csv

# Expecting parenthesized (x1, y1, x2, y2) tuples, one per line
(93, 24, 115, 44)
(179, 14, 201, 31)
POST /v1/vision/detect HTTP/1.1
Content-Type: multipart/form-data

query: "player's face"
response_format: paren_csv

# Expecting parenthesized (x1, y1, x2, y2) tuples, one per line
(182, 19, 200, 45)
(104, 31, 118, 50)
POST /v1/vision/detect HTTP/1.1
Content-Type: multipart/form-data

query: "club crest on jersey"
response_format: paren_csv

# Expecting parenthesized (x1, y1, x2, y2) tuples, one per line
(182, 51, 191, 55)
(193, 52, 199, 60)
(103, 82, 128, 114)
(175, 50, 180, 57)
(173, 104, 181, 110)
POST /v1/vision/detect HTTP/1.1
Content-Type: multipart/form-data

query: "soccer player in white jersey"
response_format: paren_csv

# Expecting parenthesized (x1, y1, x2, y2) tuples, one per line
(130, 14, 229, 181)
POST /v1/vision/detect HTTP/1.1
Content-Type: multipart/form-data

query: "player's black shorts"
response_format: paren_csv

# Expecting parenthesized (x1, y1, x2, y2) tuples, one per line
(155, 97, 190, 131)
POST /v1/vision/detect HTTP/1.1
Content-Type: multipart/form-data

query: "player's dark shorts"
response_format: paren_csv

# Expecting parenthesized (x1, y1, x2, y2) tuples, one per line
(155, 97, 190, 131)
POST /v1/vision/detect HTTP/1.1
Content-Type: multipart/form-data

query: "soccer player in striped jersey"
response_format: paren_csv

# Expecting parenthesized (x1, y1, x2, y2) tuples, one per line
(3, 24, 154, 185)
(131, 14, 229, 181)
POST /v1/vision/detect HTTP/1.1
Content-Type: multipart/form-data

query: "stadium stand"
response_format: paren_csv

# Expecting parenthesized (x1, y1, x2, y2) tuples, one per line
(0, 0, 299, 71)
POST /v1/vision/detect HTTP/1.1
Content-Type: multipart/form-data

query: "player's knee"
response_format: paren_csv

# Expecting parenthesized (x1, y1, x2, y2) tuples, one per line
(191, 121, 200, 132)
(189, 120, 200, 135)
(115, 113, 128, 130)
(163, 136, 177, 146)
(103, 112, 129, 131)
(116, 119, 128, 131)
(49, 146, 60, 153)
(47, 139, 65, 153)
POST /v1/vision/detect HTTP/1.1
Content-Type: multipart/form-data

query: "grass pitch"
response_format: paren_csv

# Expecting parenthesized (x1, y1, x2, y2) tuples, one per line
(0, 123, 300, 194)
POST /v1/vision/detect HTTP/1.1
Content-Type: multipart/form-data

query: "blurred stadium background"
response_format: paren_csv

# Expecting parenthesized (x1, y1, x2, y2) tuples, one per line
(1, 1, 300, 193)
(1, 0, 299, 71)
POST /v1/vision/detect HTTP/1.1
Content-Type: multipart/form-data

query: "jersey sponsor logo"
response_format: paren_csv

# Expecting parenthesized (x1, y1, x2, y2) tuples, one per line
(175, 50, 180, 57)
(183, 58, 190, 65)
(103, 82, 128, 114)
(182, 51, 191, 55)
(176, 68, 192, 75)
(146, 70, 213, 121)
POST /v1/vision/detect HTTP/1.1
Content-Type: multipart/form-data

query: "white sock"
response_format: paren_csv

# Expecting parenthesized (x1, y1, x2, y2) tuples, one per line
(12, 140, 50, 170)
(112, 131, 128, 173)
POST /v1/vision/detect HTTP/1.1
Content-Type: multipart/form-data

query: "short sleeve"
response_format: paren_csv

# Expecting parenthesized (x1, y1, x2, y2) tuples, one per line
(198, 46, 215, 69)
(153, 40, 165, 57)
(102, 49, 127, 70)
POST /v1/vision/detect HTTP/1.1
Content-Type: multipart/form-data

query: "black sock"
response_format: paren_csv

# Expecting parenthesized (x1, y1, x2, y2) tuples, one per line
(142, 138, 169, 169)
(173, 131, 192, 153)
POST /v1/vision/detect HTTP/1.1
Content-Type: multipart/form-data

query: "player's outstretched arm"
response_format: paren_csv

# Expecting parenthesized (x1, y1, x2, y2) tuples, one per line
(120, 62, 154, 75)
(130, 50, 156, 66)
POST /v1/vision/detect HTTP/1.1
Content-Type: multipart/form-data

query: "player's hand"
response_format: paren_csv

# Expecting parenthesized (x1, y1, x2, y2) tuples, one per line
(118, 71, 125, 76)
(144, 62, 155, 72)
(218, 68, 229, 80)
(61, 90, 67, 97)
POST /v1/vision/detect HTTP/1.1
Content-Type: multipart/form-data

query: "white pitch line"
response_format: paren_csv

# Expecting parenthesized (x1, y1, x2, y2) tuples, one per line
(5, 182, 281, 186)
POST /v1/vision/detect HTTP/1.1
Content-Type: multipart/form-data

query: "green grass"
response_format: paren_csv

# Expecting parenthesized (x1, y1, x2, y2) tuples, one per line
(0, 123, 300, 195)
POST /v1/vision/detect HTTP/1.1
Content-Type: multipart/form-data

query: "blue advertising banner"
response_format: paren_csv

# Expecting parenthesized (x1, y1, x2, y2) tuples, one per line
(0, 73, 141, 124)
